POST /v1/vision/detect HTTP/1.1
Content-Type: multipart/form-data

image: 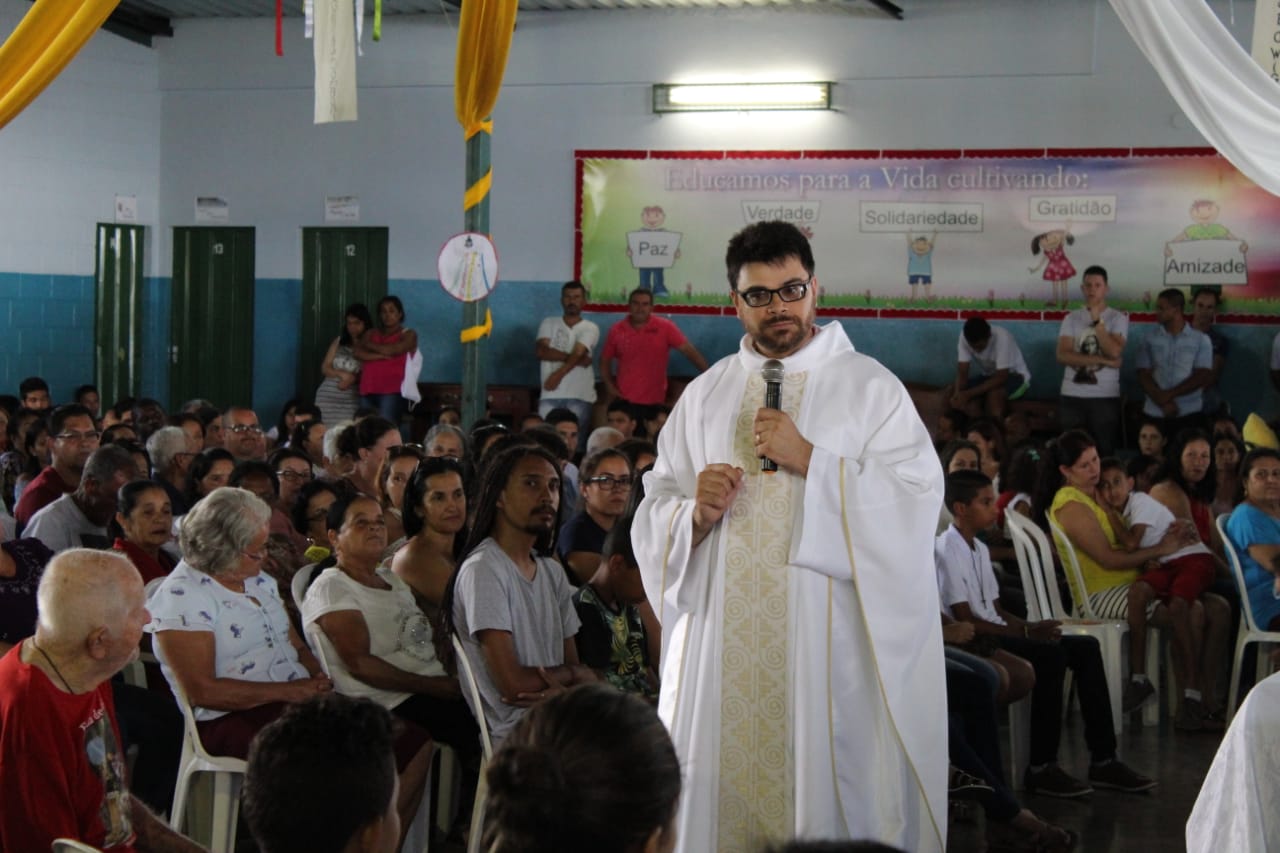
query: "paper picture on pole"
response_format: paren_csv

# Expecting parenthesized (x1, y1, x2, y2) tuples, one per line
(438, 232, 498, 303)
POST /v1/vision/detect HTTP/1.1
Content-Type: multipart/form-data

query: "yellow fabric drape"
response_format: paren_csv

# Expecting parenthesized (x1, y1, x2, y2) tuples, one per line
(0, 0, 122, 132)
(453, 0, 517, 141)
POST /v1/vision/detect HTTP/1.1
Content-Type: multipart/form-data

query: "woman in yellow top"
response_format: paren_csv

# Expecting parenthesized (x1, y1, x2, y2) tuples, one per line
(1034, 429, 1201, 717)
(1035, 430, 1186, 611)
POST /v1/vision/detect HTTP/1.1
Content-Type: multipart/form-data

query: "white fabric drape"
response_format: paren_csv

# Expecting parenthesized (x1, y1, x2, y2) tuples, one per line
(1109, 0, 1280, 195)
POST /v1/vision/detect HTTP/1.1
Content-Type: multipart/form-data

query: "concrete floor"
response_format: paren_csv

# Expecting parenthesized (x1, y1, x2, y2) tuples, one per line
(948, 715, 1223, 853)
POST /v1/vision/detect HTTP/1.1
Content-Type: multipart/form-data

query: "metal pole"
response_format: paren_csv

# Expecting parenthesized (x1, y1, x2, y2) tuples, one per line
(460, 122, 491, 429)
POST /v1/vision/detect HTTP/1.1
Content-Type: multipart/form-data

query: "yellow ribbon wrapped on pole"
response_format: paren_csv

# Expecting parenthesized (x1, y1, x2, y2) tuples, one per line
(0, 0, 122, 131)
(455, 0, 516, 413)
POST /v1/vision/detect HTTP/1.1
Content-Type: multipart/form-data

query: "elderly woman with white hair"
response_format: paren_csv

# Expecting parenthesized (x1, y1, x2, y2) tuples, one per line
(146, 487, 334, 759)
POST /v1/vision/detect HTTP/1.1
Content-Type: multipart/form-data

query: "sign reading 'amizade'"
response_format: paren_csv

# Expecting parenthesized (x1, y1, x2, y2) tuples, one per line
(578, 151, 1280, 305)
(1165, 240, 1248, 285)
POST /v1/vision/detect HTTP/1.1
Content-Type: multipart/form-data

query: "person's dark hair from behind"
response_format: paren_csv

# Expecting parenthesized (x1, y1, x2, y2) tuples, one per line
(962, 316, 991, 347)
(526, 425, 570, 464)
(482, 683, 681, 853)
(764, 842, 907, 853)
(1001, 442, 1042, 496)
(944, 468, 991, 515)
(616, 438, 657, 472)
(244, 693, 398, 853)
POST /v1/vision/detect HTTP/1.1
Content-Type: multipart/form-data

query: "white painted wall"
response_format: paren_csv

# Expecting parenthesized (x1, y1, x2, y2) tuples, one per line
(152, 0, 1247, 280)
(0, 0, 161, 276)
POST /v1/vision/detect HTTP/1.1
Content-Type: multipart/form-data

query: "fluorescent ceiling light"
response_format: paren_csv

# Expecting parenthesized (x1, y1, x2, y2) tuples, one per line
(653, 82, 833, 113)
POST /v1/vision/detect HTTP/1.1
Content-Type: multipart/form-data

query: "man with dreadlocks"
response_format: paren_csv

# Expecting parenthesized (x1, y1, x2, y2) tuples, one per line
(442, 444, 598, 745)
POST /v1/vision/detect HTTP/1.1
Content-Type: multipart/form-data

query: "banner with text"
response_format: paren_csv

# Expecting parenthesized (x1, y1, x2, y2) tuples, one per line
(576, 150, 1280, 308)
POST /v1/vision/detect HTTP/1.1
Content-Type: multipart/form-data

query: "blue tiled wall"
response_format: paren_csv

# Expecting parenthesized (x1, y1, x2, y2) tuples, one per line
(4, 270, 1280, 429)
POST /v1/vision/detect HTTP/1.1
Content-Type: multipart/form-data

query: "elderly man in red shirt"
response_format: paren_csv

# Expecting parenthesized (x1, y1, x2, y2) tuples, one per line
(601, 288, 708, 411)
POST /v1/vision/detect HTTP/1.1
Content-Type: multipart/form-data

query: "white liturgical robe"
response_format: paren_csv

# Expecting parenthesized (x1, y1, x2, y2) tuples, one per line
(635, 323, 947, 853)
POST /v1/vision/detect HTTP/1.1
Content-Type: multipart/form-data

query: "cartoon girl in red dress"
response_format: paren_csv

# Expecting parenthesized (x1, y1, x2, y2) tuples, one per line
(1029, 225, 1076, 308)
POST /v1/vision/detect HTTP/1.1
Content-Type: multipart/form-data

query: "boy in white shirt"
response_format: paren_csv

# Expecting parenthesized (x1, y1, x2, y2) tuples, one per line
(936, 469, 1155, 797)
(1097, 457, 1220, 730)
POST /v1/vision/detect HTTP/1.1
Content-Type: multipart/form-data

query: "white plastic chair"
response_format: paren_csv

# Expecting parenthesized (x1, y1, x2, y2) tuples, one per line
(1215, 514, 1280, 720)
(1008, 513, 1160, 730)
(167, 680, 246, 853)
(51, 840, 102, 852)
(290, 563, 318, 612)
(451, 633, 493, 853)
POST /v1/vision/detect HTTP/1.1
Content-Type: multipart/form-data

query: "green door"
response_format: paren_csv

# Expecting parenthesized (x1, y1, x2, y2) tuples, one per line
(94, 223, 145, 406)
(298, 227, 389, 399)
(170, 227, 256, 409)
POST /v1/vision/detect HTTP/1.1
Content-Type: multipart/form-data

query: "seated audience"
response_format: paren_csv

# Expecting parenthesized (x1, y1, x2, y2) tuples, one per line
(938, 469, 1155, 797)
(443, 444, 595, 746)
(544, 407, 582, 458)
(302, 493, 479, 765)
(197, 406, 225, 450)
(558, 448, 632, 585)
(996, 443, 1040, 526)
(573, 492, 658, 700)
(605, 398, 639, 439)
(0, 535, 53, 652)
(148, 487, 333, 760)
(147, 425, 198, 517)
(965, 417, 1005, 486)
(0, 549, 201, 853)
(617, 438, 658, 473)
(1225, 448, 1280, 632)
(131, 398, 168, 442)
(12, 417, 51, 517)
(935, 408, 968, 446)
(1097, 457, 1225, 730)
(336, 416, 402, 498)
(0, 408, 43, 511)
(1136, 416, 1167, 462)
(585, 425, 625, 456)
(290, 479, 342, 562)
(182, 447, 236, 511)
(482, 683, 679, 853)
(268, 447, 315, 516)
(74, 383, 101, 419)
(643, 404, 670, 442)
(943, 654, 1075, 853)
(950, 316, 1031, 420)
(391, 457, 468, 622)
(423, 422, 466, 460)
(169, 411, 206, 454)
(376, 444, 423, 548)
(290, 419, 327, 475)
(27, 444, 137, 552)
(521, 413, 545, 432)
(1211, 432, 1244, 519)
(15, 403, 98, 529)
(113, 480, 177, 584)
(101, 421, 139, 445)
(18, 375, 51, 411)
(244, 694, 409, 853)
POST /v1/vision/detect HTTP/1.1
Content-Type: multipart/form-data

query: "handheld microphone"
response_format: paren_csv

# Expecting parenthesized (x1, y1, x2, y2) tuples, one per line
(760, 359, 784, 473)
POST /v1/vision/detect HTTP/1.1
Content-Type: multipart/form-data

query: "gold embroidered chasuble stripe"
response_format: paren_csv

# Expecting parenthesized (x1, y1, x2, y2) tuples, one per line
(717, 370, 806, 849)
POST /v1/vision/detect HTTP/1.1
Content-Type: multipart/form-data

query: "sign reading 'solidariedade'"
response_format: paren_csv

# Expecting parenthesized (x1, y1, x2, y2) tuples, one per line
(578, 150, 1278, 309)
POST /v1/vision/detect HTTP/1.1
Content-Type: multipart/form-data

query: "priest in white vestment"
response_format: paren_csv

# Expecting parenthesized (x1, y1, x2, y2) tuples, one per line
(634, 221, 947, 853)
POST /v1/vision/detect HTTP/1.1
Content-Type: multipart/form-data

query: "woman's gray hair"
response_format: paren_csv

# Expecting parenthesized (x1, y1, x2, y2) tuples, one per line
(425, 423, 465, 449)
(179, 486, 272, 577)
(146, 426, 188, 473)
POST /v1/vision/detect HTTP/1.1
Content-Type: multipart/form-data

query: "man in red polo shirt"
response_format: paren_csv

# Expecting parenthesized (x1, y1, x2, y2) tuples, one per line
(601, 288, 708, 409)
(15, 404, 99, 530)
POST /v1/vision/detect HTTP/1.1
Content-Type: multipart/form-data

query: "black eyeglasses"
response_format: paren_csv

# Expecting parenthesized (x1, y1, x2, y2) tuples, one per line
(584, 475, 633, 490)
(735, 278, 811, 308)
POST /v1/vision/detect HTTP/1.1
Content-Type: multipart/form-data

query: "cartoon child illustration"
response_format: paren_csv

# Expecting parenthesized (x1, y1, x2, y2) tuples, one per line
(1028, 223, 1076, 308)
(1164, 199, 1248, 256)
(906, 231, 937, 302)
(625, 205, 681, 297)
